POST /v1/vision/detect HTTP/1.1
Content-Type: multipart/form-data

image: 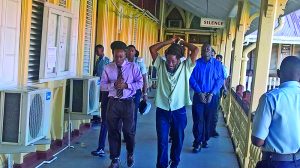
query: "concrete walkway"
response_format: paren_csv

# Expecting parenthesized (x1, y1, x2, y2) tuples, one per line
(40, 95, 239, 168)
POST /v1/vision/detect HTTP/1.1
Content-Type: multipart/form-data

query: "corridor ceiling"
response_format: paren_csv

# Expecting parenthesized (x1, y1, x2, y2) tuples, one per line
(168, 0, 300, 34)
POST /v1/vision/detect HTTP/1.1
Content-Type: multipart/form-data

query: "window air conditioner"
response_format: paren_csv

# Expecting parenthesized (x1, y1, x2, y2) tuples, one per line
(0, 87, 51, 146)
(69, 76, 100, 115)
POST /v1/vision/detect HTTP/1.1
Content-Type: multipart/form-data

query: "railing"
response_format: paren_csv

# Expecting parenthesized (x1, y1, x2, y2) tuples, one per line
(0, 155, 6, 168)
(221, 90, 262, 168)
(246, 76, 280, 91)
(267, 77, 280, 91)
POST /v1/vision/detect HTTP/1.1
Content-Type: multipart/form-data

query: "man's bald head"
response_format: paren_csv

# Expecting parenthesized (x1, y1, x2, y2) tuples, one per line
(278, 56, 300, 83)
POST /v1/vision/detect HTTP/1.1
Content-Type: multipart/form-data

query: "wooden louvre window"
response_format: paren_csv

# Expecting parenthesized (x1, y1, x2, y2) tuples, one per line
(28, 0, 44, 83)
(83, 0, 93, 75)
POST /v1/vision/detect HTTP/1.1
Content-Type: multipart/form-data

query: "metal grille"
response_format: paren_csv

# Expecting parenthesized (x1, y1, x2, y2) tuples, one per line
(65, 79, 70, 108)
(83, 0, 93, 75)
(2, 93, 21, 143)
(28, 94, 43, 140)
(72, 80, 83, 112)
(28, 0, 44, 82)
(59, 0, 67, 8)
(133, 17, 138, 45)
(89, 80, 96, 111)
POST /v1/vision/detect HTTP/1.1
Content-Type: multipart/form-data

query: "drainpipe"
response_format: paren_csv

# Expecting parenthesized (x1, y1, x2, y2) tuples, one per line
(239, 17, 285, 87)
(159, 0, 165, 42)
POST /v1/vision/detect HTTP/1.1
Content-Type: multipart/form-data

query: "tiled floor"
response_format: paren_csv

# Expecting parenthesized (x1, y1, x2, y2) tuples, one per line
(40, 95, 239, 168)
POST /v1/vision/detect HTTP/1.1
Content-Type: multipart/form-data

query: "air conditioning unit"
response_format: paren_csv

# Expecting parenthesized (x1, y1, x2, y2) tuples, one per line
(69, 76, 100, 115)
(0, 87, 51, 146)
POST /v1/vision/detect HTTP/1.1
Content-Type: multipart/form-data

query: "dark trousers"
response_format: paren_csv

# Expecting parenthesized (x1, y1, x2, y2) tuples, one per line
(133, 89, 142, 131)
(122, 89, 141, 141)
(213, 91, 221, 133)
(192, 94, 218, 146)
(256, 159, 300, 168)
(156, 107, 187, 168)
(97, 91, 109, 150)
(107, 98, 135, 159)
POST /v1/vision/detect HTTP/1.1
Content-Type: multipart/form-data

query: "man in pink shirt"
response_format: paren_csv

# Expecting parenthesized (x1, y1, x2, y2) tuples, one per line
(101, 41, 143, 168)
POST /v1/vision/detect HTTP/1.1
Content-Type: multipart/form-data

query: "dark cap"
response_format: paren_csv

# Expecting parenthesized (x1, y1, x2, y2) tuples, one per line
(110, 41, 127, 51)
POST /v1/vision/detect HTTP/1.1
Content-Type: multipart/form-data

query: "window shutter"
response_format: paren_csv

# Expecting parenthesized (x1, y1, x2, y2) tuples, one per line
(0, 0, 21, 87)
(28, 0, 44, 83)
(83, 0, 93, 75)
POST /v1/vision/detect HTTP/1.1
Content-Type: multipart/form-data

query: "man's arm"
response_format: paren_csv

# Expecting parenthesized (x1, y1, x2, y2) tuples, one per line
(142, 74, 148, 93)
(149, 38, 176, 62)
(251, 136, 265, 147)
(189, 67, 201, 93)
(93, 59, 99, 76)
(100, 67, 115, 91)
(211, 63, 225, 95)
(127, 64, 143, 91)
(139, 59, 148, 93)
(189, 67, 207, 103)
(180, 41, 199, 64)
(251, 94, 272, 147)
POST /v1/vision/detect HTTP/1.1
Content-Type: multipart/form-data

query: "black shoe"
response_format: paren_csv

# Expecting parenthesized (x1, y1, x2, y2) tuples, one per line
(212, 131, 219, 137)
(91, 149, 105, 157)
(127, 154, 134, 167)
(108, 159, 120, 168)
(202, 141, 208, 148)
(192, 145, 201, 153)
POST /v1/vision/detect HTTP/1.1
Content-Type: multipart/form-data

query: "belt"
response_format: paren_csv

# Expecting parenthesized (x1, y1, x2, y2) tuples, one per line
(109, 97, 133, 102)
(262, 151, 300, 162)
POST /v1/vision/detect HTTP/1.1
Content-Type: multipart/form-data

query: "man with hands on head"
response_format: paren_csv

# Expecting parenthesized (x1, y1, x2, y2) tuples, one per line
(149, 36, 198, 168)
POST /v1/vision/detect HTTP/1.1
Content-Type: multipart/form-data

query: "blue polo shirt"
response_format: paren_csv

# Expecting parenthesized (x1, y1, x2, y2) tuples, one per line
(252, 81, 300, 154)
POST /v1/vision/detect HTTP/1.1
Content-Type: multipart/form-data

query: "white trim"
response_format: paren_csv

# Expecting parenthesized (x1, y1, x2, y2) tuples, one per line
(38, 74, 77, 84)
(245, 35, 300, 44)
(0, 82, 18, 90)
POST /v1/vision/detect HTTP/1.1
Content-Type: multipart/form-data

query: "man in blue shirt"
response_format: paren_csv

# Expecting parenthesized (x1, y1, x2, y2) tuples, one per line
(189, 44, 225, 153)
(91, 44, 111, 157)
(252, 56, 300, 168)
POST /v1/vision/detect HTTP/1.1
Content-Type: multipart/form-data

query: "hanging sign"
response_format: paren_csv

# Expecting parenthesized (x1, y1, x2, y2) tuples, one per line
(200, 18, 225, 28)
